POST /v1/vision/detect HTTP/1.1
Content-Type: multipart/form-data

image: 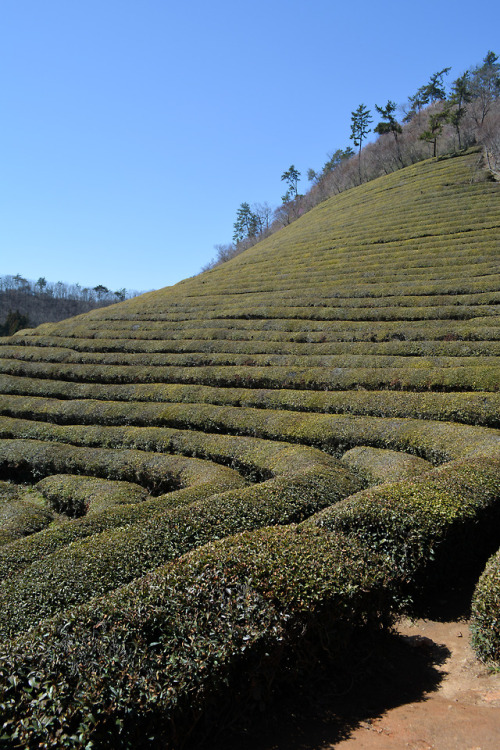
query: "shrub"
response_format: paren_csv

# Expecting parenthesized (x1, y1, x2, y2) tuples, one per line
(0, 438, 242, 495)
(36, 474, 148, 517)
(0, 525, 394, 749)
(341, 446, 432, 484)
(470, 548, 500, 667)
(306, 452, 500, 588)
(0, 453, 361, 638)
(0, 487, 53, 546)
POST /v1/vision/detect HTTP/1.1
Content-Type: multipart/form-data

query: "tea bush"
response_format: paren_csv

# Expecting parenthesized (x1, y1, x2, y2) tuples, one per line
(306, 452, 500, 585)
(470, 548, 500, 667)
(36, 474, 148, 517)
(340, 445, 432, 484)
(0, 454, 361, 637)
(0, 525, 394, 749)
(0, 487, 53, 546)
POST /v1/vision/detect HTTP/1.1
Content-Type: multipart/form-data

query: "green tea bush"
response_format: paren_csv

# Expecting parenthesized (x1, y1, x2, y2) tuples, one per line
(1, 406, 498, 466)
(306, 452, 500, 585)
(0, 525, 393, 749)
(0, 488, 53, 546)
(2, 375, 498, 426)
(0, 453, 361, 637)
(2, 334, 500, 357)
(470, 547, 500, 667)
(1, 358, 497, 391)
(0, 438, 242, 494)
(5, 316, 500, 345)
(341, 446, 432, 484)
(0, 415, 340, 483)
(2, 342, 497, 370)
(36, 474, 148, 517)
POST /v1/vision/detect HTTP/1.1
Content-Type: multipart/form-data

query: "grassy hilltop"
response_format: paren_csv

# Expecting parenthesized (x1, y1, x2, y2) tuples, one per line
(0, 150, 499, 747)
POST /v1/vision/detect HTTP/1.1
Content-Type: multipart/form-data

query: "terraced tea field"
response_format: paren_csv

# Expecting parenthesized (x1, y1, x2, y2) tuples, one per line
(0, 151, 499, 748)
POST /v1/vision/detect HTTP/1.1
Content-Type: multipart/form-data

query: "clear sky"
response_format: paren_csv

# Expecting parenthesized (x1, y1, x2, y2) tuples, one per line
(1, 0, 498, 293)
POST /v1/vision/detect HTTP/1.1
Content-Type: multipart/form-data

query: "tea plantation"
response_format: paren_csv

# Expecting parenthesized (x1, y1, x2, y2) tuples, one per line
(0, 151, 499, 748)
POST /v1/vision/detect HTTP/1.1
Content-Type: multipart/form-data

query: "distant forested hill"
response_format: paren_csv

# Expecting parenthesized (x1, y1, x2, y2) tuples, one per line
(0, 275, 142, 335)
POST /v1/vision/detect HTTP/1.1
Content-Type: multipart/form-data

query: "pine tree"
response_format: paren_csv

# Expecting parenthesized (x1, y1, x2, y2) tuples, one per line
(350, 104, 372, 182)
(374, 100, 404, 166)
(448, 72, 472, 149)
(232, 202, 259, 244)
(280, 165, 301, 199)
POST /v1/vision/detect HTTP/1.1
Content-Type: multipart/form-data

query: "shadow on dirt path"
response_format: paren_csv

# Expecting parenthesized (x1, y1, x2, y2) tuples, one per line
(210, 581, 500, 750)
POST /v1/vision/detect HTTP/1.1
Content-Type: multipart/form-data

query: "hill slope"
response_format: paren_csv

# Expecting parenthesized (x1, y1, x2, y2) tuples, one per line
(0, 151, 499, 748)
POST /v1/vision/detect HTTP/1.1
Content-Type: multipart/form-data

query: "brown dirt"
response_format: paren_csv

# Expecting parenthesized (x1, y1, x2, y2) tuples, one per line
(330, 618, 500, 750)
(216, 616, 500, 750)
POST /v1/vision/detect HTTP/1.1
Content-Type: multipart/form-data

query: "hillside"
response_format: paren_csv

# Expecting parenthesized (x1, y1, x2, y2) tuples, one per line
(0, 151, 499, 748)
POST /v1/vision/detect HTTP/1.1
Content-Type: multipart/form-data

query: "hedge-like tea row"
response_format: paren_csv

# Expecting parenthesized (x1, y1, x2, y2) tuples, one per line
(25, 288, 494, 315)
(3, 334, 500, 357)
(0, 452, 362, 637)
(0, 439, 244, 494)
(0, 451, 498, 744)
(1, 358, 498, 391)
(470, 548, 500, 667)
(36, 474, 148, 517)
(3, 343, 497, 370)
(306, 452, 500, 583)
(0, 435, 357, 581)
(2, 399, 498, 464)
(0, 415, 345, 483)
(0, 525, 393, 749)
(2, 374, 498, 426)
(9, 302, 496, 324)
(340, 446, 432, 485)
(0, 487, 53, 546)
(12, 315, 500, 343)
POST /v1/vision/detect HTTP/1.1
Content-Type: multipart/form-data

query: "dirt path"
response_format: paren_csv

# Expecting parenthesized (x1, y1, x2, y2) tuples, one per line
(219, 616, 500, 750)
(331, 618, 500, 750)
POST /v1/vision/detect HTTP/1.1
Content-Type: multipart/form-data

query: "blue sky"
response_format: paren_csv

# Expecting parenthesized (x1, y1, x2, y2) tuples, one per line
(1, 0, 498, 293)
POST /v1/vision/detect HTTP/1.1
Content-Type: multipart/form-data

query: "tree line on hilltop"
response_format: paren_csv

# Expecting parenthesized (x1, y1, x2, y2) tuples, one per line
(0, 274, 142, 336)
(202, 51, 500, 271)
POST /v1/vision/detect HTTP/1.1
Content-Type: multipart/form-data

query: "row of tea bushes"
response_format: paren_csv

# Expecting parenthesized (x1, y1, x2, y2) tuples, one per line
(340, 446, 433, 485)
(3, 334, 500, 357)
(73, 268, 500, 306)
(2, 397, 498, 463)
(36, 474, 148, 517)
(0, 438, 244, 495)
(0, 484, 53, 546)
(2, 375, 498, 427)
(1, 358, 498, 391)
(3, 343, 498, 370)
(305, 451, 500, 585)
(0, 525, 393, 749)
(470, 547, 500, 666)
(13, 302, 495, 324)
(0, 483, 230, 582)
(0, 453, 362, 637)
(25, 296, 496, 323)
(25, 289, 498, 316)
(14, 313, 500, 339)
(176, 304, 499, 323)
(0, 428, 358, 580)
(0, 450, 498, 745)
(0, 415, 350, 484)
